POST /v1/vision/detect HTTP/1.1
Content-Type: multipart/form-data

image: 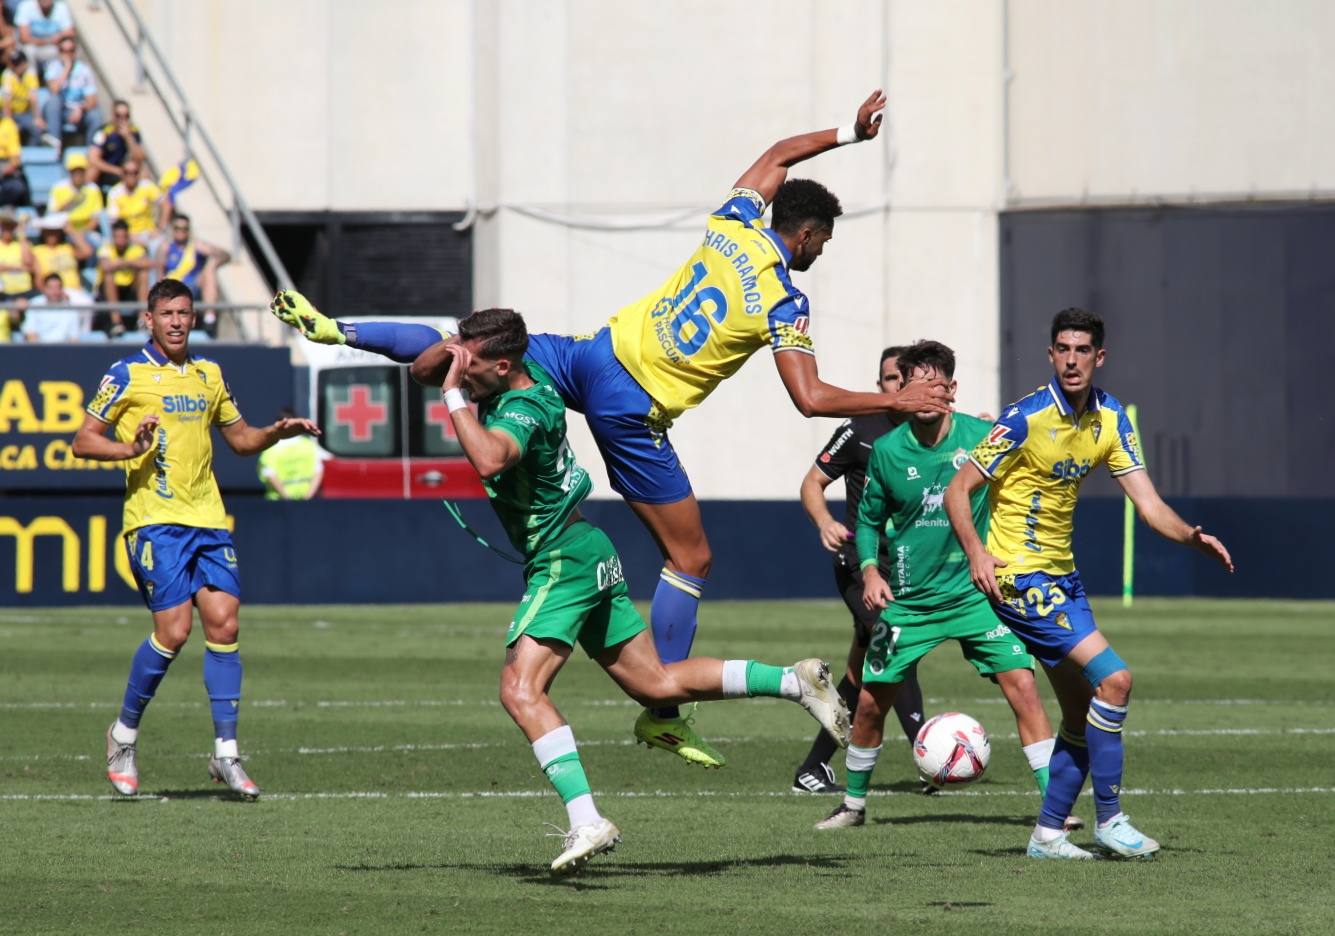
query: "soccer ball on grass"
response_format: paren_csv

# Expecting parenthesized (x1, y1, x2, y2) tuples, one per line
(913, 712, 990, 788)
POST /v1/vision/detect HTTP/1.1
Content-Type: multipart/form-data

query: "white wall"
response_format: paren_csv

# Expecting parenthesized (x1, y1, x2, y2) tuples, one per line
(118, 0, 1334, 498)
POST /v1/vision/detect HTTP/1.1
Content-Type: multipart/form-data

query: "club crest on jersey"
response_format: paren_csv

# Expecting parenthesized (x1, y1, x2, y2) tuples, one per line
(1092, 421, 1102, 443)
(196, 369, 208, 384)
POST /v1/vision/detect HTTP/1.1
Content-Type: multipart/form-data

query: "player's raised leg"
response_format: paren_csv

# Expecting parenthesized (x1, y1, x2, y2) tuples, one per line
(597, 626, 850, 748)
(622, 495, 725, 766)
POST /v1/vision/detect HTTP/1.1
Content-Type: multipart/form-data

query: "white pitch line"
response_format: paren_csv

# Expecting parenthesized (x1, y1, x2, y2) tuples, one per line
(3, 785, 1334, 804)
(3, 726, 1333, 764)
(4, 696, 1334, 712)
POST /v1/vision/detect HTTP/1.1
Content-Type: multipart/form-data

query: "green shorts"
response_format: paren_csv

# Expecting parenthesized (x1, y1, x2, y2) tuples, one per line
(862, 597, 1034, 685)
(504, 521, 647, 657)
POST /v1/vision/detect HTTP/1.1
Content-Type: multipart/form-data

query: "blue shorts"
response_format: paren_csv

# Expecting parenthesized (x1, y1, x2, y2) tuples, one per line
(124, 525, 241, 612)
(990, 570, 1097, 670)
(527, 328, 692, 504)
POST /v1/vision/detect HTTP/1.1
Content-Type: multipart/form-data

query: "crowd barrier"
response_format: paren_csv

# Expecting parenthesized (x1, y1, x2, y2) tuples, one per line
(0, 496, 1324, 606)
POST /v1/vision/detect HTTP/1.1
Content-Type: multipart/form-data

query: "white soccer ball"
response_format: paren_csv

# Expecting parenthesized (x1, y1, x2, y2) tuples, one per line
(913, 712, 991, 789)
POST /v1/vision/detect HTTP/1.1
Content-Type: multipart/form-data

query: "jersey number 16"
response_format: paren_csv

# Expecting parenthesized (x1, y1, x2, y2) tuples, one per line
(668, 262, 727, 357)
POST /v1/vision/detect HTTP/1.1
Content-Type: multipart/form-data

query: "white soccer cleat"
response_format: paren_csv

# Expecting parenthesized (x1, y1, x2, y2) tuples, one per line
(1027, 831, 1097, 860)
(792, 659, 851, 748)
(1093, 813, 1160, 859)
(550, 818, 621, 875)
(105, 722, 138, 796)
(814, 803, 866, 830)
(208, 755, 260, 801)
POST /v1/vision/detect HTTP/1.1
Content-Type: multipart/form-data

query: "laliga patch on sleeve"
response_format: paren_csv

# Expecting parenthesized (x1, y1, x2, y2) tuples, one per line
(89, 380, 120, 414)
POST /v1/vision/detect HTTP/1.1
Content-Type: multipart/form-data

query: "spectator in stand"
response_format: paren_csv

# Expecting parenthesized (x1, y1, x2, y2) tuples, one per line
(0, 208, 34, 300)
(88, 99, 144, 188)
(32, 212, 85, 289)
(15, 0, 71, 71)
(47, 149, 101, 251)
(158, 212, 228, 333)
(20, 269, 92, 341)
(95, 218, 148, 337)
(42, 34, 102, 145)
(0, 110, 28, 205)
(0, 19, 16, 66)
(106, 159, 165, 247)
(2, 50, 46, 144)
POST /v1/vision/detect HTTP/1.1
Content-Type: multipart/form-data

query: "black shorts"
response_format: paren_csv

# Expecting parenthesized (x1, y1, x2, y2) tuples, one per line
(833, 556, 880, 649)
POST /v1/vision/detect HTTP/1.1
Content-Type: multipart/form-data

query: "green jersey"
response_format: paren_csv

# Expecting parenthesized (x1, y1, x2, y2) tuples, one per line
(855, 413, 991, 613)
(477, 360, 592, 561)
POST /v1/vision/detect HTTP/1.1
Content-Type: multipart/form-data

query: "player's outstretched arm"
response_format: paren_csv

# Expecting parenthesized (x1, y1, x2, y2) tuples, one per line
(774, 351, 949, 418)
(1116, 469, 1235, 572)
(219, 416, 320, 457)
(733, 89, 885, 206)
(945, 462, 1007, 603)
(71, 412, 158, 461)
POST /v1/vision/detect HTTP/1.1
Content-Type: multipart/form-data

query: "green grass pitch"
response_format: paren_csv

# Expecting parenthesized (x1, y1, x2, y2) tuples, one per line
(3, 599, 1333, 935)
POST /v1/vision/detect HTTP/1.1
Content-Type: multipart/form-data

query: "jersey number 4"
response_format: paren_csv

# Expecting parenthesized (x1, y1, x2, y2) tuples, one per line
(668, 262, 727, 357)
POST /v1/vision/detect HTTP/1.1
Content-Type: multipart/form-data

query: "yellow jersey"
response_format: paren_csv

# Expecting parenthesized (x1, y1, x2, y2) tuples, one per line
(107, 180, 162, 236)
(1, 69, 38, 114)
(32, 242, 80, 289)
(0, 116, 19, 161)
(97, 240, 147, 289)
(969, 378, 1144, 575)
(607, 188, 814, 420)
(48, 180, 105, 232)
(86, 342, 243, 533)
(0, 237, 32, 294)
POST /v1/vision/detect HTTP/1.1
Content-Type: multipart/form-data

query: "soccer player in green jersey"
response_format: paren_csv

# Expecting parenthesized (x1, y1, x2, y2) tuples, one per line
(815, 341, 1070, 830)
(411, 308, 851, 875)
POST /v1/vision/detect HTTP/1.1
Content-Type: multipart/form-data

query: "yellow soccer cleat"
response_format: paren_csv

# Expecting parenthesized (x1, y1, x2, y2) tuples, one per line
(270, 289, 345, 345)
(633, 705, 726, 768)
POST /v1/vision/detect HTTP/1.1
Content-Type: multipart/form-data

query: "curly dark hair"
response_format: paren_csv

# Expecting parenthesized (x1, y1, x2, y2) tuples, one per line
(897, 340, 956, 379)
(1050, 308, 1105, 348)
(771, 178, 843, 234)
(458, 307, 528, 361)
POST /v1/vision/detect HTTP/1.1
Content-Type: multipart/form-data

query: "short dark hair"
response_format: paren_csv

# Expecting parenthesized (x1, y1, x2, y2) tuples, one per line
(10, 51, 26, 66)
(147, 277, 194, 312)
(879, 345, 910, 376)
(1050, 307, 1104, 348)
(111, 219, 129, 233)
(458, 307, 528, 362)
(172, 212, 191, 225)
(771, 178, 843, 234)
(897, 339, 956, 379)
(42, 272, 62, 286)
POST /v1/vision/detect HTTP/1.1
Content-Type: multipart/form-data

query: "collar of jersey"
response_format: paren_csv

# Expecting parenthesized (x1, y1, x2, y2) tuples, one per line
(760, 227, 792, 269)
(1046, 377, 1101, 419)
(141, 340, 192, 372)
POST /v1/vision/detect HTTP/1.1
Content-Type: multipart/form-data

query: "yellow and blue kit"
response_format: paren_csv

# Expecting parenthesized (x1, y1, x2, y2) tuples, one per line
(86, 342, 243, 610)
(968, 377, 1145, 667)
(526, 188, 814, 504)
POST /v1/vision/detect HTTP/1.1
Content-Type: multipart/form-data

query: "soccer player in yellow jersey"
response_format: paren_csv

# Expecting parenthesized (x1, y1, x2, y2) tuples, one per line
(945, 308, 1233, 860)
(268, 89, 949, 767)
(72, 278, 319, 800)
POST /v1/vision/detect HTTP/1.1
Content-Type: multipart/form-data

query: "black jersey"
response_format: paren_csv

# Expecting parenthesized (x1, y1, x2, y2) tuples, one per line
(813, 412, 902, 571)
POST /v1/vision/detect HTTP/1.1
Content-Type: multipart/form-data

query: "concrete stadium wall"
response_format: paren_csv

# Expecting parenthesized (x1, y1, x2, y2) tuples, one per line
(118, 0, 1335, 499)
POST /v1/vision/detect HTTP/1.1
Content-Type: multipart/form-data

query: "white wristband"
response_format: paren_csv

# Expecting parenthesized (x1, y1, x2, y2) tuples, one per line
(836, 122, 860, 145)
(443, 388, 469, 413)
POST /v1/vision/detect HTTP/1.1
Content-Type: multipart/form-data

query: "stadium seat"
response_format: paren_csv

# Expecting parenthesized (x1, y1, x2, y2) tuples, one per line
(21, 146, 64, 210)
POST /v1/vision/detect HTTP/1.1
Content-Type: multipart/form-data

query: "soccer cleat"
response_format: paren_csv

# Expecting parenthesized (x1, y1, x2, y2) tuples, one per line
(918, 781, 941, 796)
(1027, 831, 1097, 860)
(793, 659, 851, 748)
(550, 818, 621, 875)
(1093, 813, 1160, 859)
(792, 762, 845, 794)
(270, 289, 345, 345)
(633, 706, 726, 768)
(1064, 813, 1086, 832)
(208, 755, 261, 801)
(105, 723, 138, 796)
(815, 803, 866, 830)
